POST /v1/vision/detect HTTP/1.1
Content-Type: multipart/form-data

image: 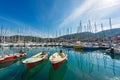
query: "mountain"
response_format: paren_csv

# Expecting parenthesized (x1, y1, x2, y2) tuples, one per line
(59, 28, 120, 39)
(59, 32, 94, 39)
(0, 35, 42, 43)
(0, 28, 120, 43)
(96, 28, 120, 38)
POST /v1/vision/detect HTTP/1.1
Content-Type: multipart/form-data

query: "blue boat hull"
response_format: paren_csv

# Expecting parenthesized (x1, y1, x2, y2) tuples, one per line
(62, 45, 73, 48)
(83, 47, 99, 51)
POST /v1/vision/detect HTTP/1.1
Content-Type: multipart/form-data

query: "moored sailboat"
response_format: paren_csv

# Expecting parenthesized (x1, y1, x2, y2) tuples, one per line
(106, 44, 120, 54)
(74, 21, 84, 49)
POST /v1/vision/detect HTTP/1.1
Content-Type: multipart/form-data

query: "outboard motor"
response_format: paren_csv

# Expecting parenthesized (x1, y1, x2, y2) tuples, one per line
(110, 47, 114, 54)
(60, 50, 62, 53)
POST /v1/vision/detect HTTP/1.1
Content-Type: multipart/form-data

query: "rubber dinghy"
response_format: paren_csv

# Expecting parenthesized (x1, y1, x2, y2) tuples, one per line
(49, 50, 67, 70)
(22, 52, 48, 69)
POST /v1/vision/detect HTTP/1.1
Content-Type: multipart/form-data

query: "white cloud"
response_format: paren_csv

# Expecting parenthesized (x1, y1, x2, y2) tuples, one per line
(59, 0, 97, 28)
(59, 0, 120, 29)
(97, 0, 120, 9)
(87, 0, 120, 20)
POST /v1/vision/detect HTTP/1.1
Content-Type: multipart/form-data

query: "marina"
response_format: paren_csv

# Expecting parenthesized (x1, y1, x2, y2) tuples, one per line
(0, 22, 120, 79)
(0, 18, 120, 79)
(0, 0, 120, 80)
(0, 47, 120, 80)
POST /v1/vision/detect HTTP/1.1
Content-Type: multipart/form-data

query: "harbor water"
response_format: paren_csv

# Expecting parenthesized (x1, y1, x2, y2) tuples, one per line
(0, 47, 120, 80)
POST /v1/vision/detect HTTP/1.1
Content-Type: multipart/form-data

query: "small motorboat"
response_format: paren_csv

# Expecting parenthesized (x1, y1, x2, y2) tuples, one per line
(62, 45, 73, 48)
(62, 43, 74, 48)
(49, 50, 67, 70)
(0, 52, 26, 63)
(106, 47, 120, 54)
(83, 43, 99, 51)
(106, 44, 120, 54)
(99, 43, 110, 49)
(22, 52, 48, 69)
(83, 46, 99, 51)
(74, 41, 83, 49)
(74, 45, 83, 49)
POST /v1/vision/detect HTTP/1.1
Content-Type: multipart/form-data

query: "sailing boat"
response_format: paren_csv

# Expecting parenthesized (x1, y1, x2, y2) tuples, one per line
(62, 28, 74, 48)
(106, 46, 120, 54)
(83, 20, 99, 51)
(0, 27, 26, 63)
(99, 23, 109, 49)
(106, 18, 120, 54)
(74, 21, 83, 49)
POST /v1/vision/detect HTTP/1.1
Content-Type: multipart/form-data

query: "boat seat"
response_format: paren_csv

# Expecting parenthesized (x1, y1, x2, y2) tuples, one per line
(4, 55, 9, 57)
(9, 54, 14, 56)
(59, 53, 65, 58)
(0, 58, 4, 60)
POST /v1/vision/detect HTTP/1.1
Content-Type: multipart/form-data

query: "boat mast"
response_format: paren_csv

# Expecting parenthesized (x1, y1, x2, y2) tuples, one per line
(55, 30, 57, 45)
(18, 27, 22, 51)
(94, 22, 97, 43)
(88, 20, 91, 43)
(23, 26, 26, 52)
(100, 23, 105, 42)
(3, 29, 6, 44)
(77, 20, 82, 42)
(1, 25, 4, 56)
(79, 20, 82, 41)
(66, 28, 69, 42)
(59, 29, 61, 45)
(109, 18, 112, 47)
(84, 24, 87, 42)
(15, 28, 16, 43)
(18, 27, 20, 42)
(87, 23, 89, 42)
(70, 27, 72, 43)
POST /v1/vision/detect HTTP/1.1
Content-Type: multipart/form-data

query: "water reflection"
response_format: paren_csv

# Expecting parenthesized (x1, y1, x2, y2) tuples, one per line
(0, 47, 120, 80)
(49, 61, 68, 80)
(74, 48, 93, 53)
(0, 60, 18, 69)
(22, 60, 47, 80)
(109, 54, 120, 60)
(74, 48, 83, 52)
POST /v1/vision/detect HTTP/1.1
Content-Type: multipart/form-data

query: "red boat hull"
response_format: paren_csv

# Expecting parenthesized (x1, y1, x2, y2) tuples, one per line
(52, 59, 66, 70)
(0, 56, 15, 63)
(0, 54, 26, 63)
(25, 60, 44, 69)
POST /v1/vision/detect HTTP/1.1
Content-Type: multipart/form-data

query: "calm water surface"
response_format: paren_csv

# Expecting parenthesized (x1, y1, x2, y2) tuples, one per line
(0, 47, 120, 80)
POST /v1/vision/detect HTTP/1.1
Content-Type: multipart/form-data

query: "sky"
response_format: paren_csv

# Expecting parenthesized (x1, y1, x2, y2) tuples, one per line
(0, 0, 120, 37)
